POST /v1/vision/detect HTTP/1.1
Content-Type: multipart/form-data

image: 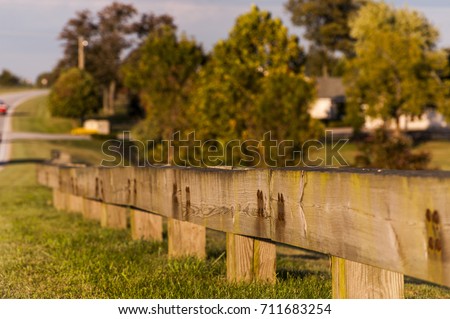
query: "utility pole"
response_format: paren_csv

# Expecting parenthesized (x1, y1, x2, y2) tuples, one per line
(78, 36, 88, 70)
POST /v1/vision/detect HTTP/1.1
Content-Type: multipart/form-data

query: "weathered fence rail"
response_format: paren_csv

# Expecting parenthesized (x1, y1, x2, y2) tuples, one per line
(37, 163, 450, 298)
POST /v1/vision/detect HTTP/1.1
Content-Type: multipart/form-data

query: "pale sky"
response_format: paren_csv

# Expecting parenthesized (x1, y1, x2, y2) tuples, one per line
(0, 0, 449, 82)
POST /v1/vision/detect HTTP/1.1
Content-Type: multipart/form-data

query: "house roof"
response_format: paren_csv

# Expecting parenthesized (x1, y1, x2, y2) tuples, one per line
(316, 77, 345, 98)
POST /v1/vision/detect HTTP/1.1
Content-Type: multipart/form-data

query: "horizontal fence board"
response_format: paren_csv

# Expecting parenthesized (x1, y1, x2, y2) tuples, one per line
(37, 164, 450, 288)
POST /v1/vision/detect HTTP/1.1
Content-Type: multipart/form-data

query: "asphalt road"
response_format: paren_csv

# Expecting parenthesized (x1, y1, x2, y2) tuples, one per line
(0, 90, 49, 164)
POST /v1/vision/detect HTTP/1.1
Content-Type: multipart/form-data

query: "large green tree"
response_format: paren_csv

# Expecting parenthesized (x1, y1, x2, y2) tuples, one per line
(191, 5, 317, 146)
(344, 1, 448, 131)
(285, 0, 366, 76)
(122, 26, 204, 140)
(90, 2, 137, 115)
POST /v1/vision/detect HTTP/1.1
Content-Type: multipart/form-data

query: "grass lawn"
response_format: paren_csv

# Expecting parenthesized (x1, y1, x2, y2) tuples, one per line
(12, 95, 77, 134)
(1, 96, 449, 298)
(417, 141, 450, 171)
(0, 86, 35, 94)
(333, 139, 450, 171)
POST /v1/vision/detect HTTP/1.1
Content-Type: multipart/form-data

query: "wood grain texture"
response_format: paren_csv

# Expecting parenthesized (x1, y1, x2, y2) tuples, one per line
(227, 233, 254, 282)
(67, 194, 84, 214)
(226, 234, 276, 283)
(37, 164, 60, 189)
(82, 198, 102, 222)
(130, 209, 163, 241)
(52, 189, 67, 211)
(101, 203, 129, 230)
(253, 239, 276, 283)
(332, 257, 404, 298)
(167, 218, 206, 259)
(36, 164, 450, 288)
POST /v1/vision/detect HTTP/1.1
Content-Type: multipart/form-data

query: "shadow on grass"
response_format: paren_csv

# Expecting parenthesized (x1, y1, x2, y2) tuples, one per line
(276, 268, 330, 281)
(0, 158, 45, 166)
(405, 276, 450, 290)
(277, 253, 326, 261)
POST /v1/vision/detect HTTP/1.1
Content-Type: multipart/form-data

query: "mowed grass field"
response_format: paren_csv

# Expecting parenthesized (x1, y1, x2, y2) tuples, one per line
(0, 86, 35, 94)
(12, 95, 77, 134)
(0, 95, 450, 298)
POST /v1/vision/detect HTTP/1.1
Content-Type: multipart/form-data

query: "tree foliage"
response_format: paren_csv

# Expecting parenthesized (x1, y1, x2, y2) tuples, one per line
(285, 0, 365, 76)
(57, 10, 97, 71)
(35, 71, 57, 88)
(354, 128, 430, 170)
(286, 0, 364, 56)
(0, 69, 27, 86)
(49, 68, 100, 119)
(190, 6, 318, 145)
(344, 1, 449, 130)
(438, 48, 450, 120)
(121, 26, 204, 140)
(56, 2, 175, 114)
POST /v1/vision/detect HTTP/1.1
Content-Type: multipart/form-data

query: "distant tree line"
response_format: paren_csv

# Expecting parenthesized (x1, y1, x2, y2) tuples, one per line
(0, 69, 29, 87)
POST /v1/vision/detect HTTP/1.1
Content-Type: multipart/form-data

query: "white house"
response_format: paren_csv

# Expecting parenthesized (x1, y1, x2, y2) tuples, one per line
(364, 108, 448, 131)
(309, 76, 449, 131)
(309, 77, 346, 121)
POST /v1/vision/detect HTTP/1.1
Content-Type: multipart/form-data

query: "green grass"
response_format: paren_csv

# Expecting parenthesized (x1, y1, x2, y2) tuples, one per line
(326, 139, 450, 171)
(417, 141, 450, 171)
(1, 97, 450, 298)
(12, 95, 77, 134)
(0, 86, 35, 94)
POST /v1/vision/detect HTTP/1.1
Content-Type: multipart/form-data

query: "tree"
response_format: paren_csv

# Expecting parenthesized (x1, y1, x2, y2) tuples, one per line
(56, 2, 175, 115)
(191, 6, 317, 145)
(35, 71, 57, 88)
(344, 2, 448, 131)
(285, 0, 366, 76)
(57, 10, 97, 71)
(121, 26, 204, 140)
(0, 69, 26, 86)
(354, 128, 430, 170)
(438, 48, 450, 120)
(89, 2, 137, 115)
(49, 68, 100, 119)
(303, 45, 346, 77)
(131, 12, 176, 39)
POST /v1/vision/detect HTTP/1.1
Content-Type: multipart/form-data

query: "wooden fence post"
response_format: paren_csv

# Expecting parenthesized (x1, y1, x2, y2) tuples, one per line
(130, 209, 163, 242)
(67, 194, 84, 214)
(331, 257, 404, 298)
(101, 203, 129, 230)
(226, 233, 276, 283)
(167, 218, 206, 259)
(52, 189, 68, 211)
(82, 198, 103, 222)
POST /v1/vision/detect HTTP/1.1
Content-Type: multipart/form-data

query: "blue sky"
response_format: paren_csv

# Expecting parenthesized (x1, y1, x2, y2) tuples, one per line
(0, 0, 449, 82)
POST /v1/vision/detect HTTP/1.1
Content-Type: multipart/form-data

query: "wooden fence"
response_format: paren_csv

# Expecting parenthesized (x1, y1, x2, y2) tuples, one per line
(36, 163, 450, 298)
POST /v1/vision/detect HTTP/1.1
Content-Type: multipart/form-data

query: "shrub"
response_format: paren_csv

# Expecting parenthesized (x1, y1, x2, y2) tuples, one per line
(354, 128, 431, 170)
(49, 68, 100, 119)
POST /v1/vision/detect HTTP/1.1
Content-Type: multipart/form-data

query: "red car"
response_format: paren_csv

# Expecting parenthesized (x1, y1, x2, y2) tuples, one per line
(0, 100, 9, 115)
